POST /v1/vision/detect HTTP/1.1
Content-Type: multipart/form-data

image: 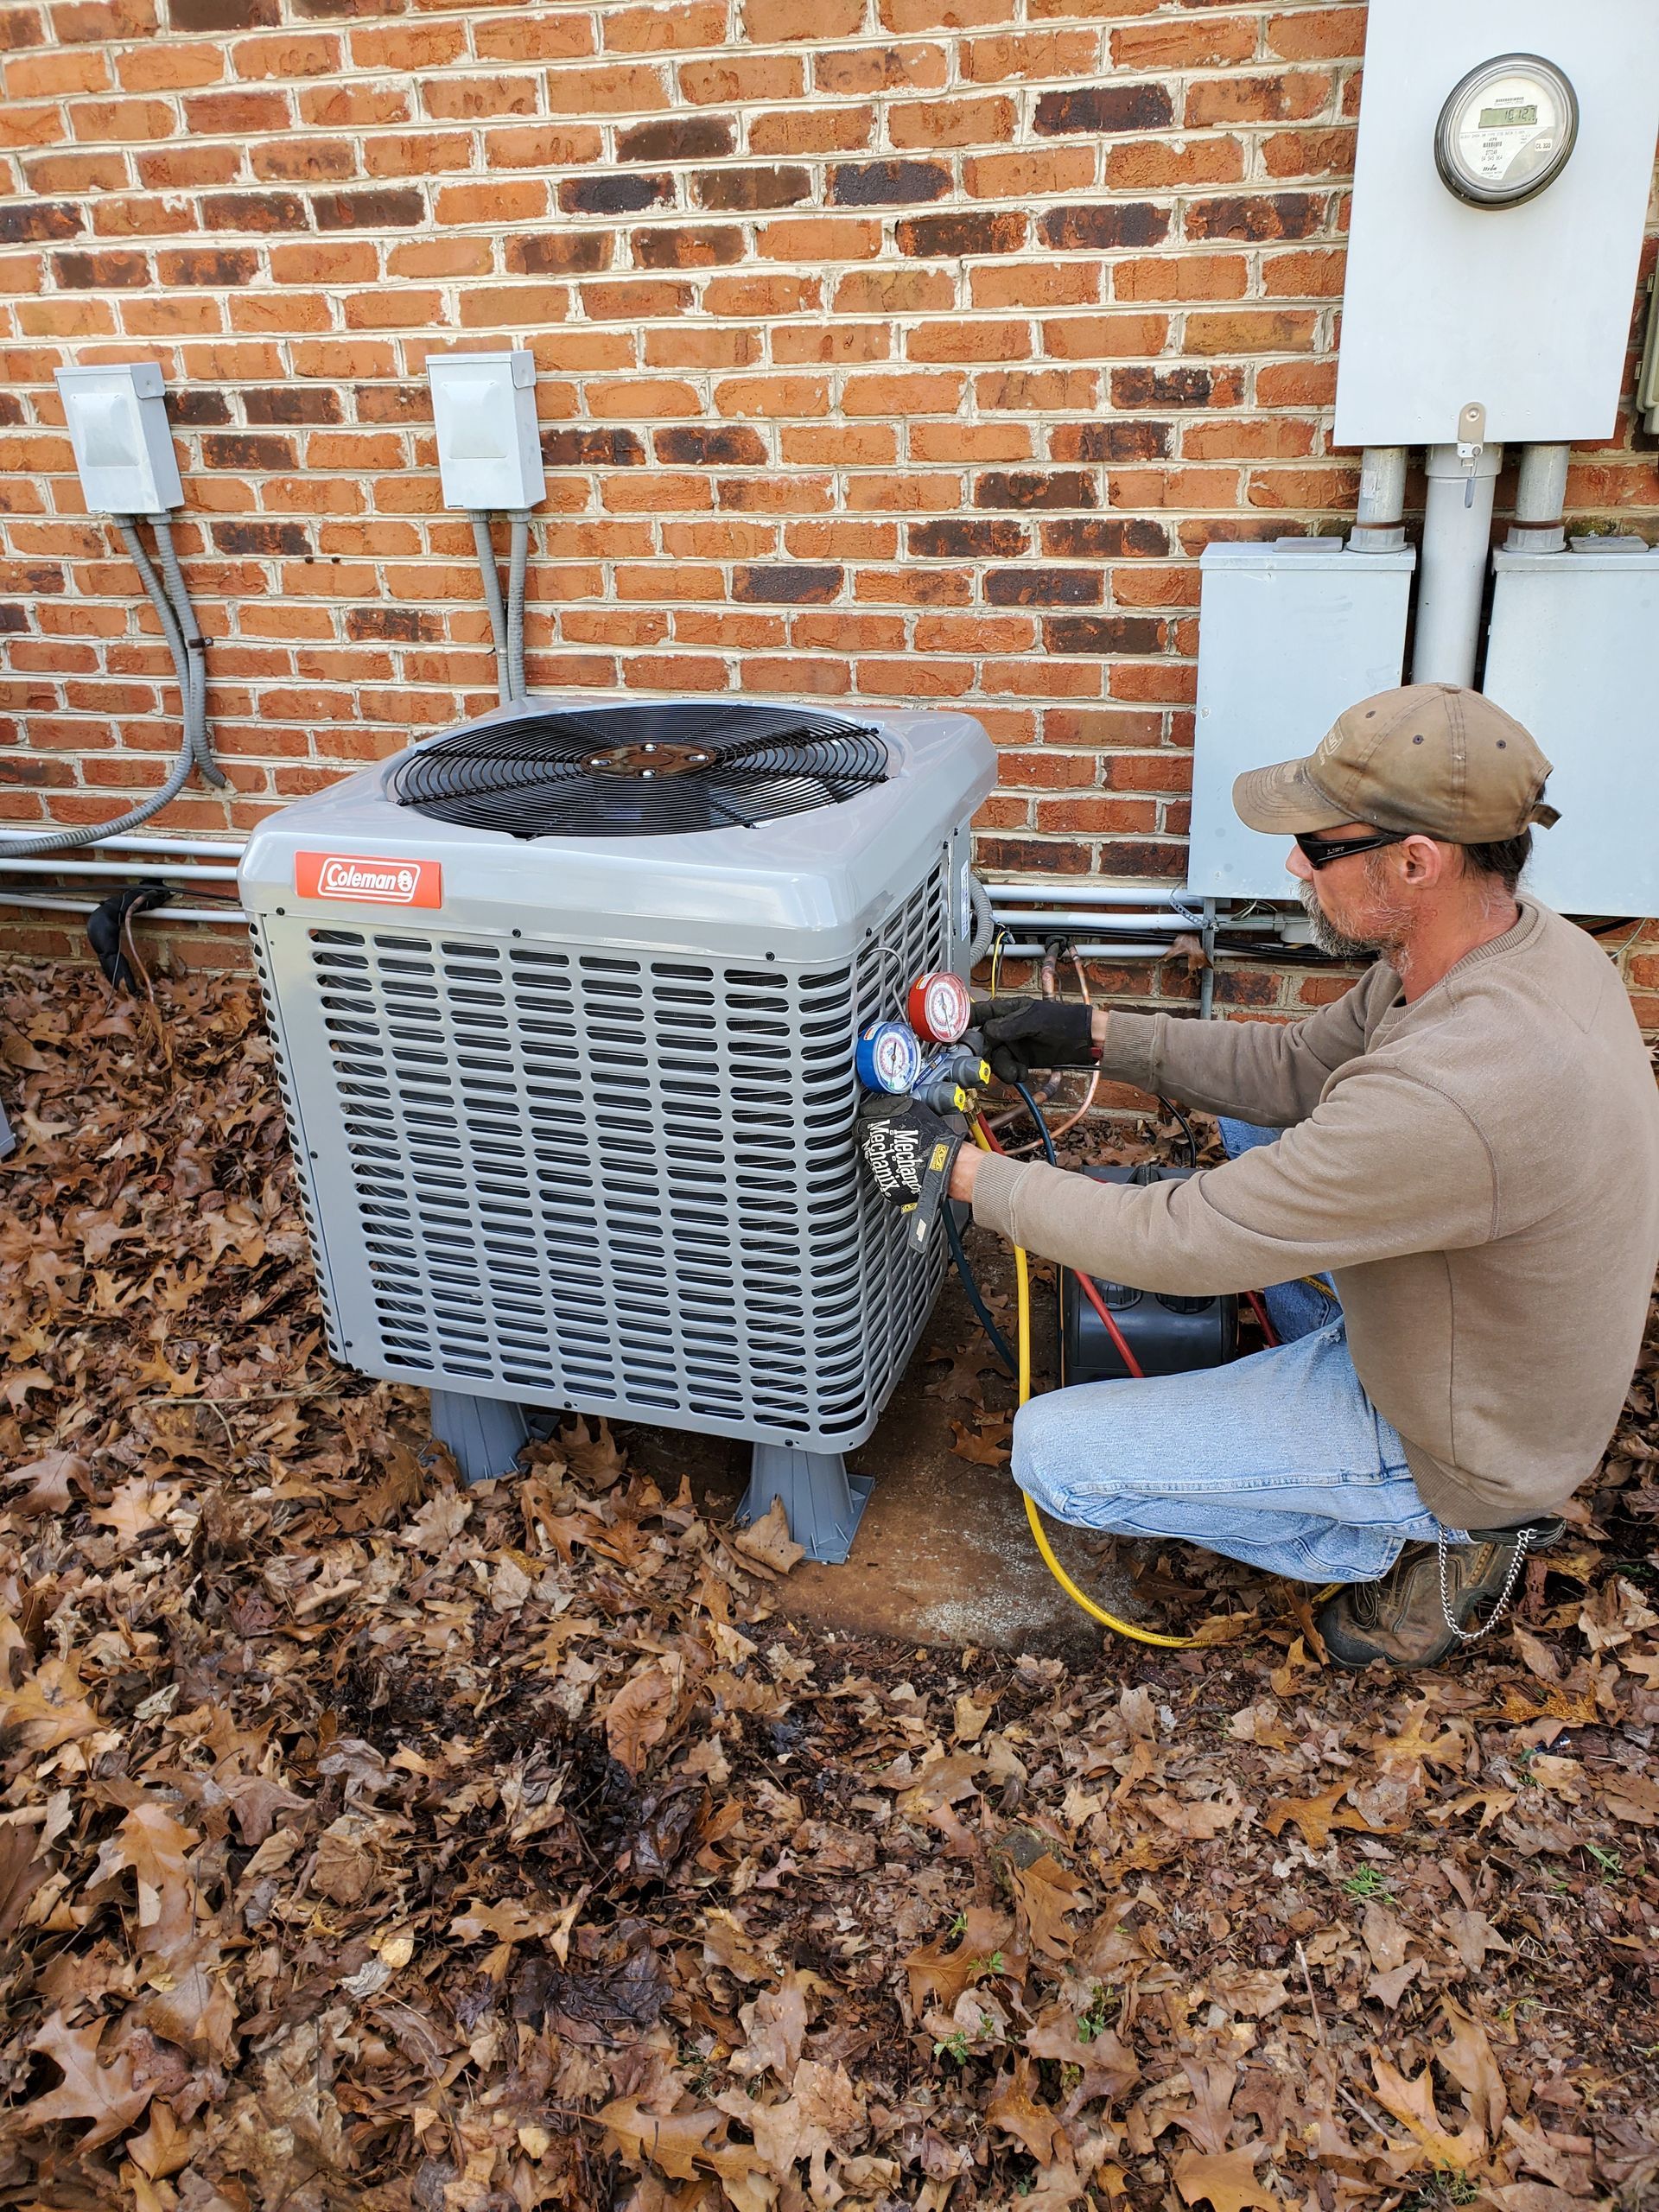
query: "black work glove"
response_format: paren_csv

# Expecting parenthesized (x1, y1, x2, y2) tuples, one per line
(968, 995, 1096, 1085)
(859, 1093, 964, 1249)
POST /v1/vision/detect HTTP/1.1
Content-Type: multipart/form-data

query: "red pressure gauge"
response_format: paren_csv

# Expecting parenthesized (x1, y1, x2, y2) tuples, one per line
(906, 969, 971, 1045)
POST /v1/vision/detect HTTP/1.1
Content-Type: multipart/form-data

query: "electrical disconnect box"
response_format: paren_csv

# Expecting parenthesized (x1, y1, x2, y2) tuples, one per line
(1186, 540, 1415, 899)
(1334, 0, 1659, 448)
(1484, 542, 1659, 918)
(427, 350, 546, 512)
(55, 363, 182, 516)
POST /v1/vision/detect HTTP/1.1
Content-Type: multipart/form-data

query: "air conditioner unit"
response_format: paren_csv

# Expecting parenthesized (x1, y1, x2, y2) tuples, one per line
(239, 698, 996, 1558)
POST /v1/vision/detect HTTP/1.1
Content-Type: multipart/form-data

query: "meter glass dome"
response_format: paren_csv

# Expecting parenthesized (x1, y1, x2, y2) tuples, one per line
(1435, 54, 1579, 208)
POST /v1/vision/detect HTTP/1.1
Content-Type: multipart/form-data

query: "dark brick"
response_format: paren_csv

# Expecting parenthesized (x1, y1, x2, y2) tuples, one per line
(910, 518, 1028, 559)
(897, 209, 1026, 257)
(0, 202, 82, 244)
(313, 188, 423, 231)
(212, 519, 310, 556)
(1043, 615, 1163, 655)
(0, 394, 22, 425)
(633, 225, 741, 270)
(1109, 365, 1216, 410)
(830, 160, 950, 207)
(0, 757, 73, 785)
(1039, 201, 1169, 251)
(290, 0, 354, 14)
(542, 426, 646, 467)
(617, 116, 733, 162)
(508, 232, 610, 274)
(1052, 421, 1170, 463)
(1186, 193, 1321, 241)
(975, 836, 1090, 876)
(559, 172, 671, 216)
(203, 432, 296, 469)
(346, 607, 441, 643)
(987, 569, 1103, 607)
(52, 250, 148, 289)
(655, 424, 766, 466)
(244, 386, 342, 424)
(975, 471, 1097, 512)
(169, 0, 278, 25)
(202, 192, 308, 233)
(1040, 517, 1170, 558)
(157, 246, 257, 286)
(0, 606, 28, 633)
(1097, 838, 1185, 878)
(732, 564, 842, 605)
(169, 389, 233, 426)
(1034, 84, 1173, 136)
(692, 165, 810, 212)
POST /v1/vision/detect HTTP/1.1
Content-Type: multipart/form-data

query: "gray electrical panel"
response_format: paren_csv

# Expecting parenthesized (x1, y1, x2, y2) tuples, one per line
(1484, 542, 1659, 918)
(1186, 540, 1415, 899)
(1334, 0, 1659, 448)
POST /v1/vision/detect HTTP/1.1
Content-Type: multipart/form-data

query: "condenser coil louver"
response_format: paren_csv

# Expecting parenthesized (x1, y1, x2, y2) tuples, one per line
(239, 698, 996, 1541)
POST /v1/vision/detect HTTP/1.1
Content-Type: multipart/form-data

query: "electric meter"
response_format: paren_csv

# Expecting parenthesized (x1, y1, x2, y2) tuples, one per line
(1434, 53, 1579, 208)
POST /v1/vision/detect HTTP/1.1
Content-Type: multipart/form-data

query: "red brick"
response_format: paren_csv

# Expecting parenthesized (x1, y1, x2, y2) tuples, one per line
(743, 0, 863, 36)
(891, 97, 1016, 149)
(681, 54, 804, 103)
(749, 106, 873, 156)
(1185, 73, 1335, 128)
(605, 2, 728, 53)
(814, 41, 946, 96)
(1265, 8, 1365, 61)
(879, 0, 1012, 28)
(1110, 16, 1255, 68)
(1108, 137, 1246, 190)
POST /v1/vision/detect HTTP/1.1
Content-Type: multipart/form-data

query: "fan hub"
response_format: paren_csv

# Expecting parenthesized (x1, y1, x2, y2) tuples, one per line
(582, 741, 712, 779)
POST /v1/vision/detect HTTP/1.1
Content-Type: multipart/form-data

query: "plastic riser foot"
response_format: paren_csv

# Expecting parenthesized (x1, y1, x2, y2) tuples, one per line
(737, 1443, 874, 1565)
(430, 1389, 531, 1485)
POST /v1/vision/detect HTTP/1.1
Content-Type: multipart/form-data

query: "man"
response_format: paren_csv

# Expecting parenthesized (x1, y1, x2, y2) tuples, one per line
(862, 684, 1659, 1668)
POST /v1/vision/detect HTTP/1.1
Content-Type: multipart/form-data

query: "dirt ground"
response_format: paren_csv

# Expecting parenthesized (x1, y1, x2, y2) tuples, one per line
(0, 962, 1656, 2212)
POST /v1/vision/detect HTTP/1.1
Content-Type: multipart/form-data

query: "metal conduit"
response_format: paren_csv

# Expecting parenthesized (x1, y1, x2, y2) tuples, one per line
(0, 891, 247, 924)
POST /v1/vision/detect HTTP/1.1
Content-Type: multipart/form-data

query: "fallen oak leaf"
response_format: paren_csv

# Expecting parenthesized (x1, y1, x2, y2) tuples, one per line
(18, 2012, 151, 2151)
(732, 1497, 804, 1576)
(986, 2056, 1062, 2164)
(1172, 2148, 1279, 2212)
(605, 1664, 678, 1776)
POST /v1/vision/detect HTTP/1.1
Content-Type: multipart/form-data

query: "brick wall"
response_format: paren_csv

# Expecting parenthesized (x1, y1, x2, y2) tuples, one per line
(1, 0, 1657, 1007)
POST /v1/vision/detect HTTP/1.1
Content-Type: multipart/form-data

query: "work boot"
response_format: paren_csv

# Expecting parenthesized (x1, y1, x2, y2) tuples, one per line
(1318, 1516, 1564, 1670)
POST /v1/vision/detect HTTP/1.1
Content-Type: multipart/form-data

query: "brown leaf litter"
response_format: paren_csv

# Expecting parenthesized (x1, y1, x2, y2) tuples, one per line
(0, 961, 1655, 2210)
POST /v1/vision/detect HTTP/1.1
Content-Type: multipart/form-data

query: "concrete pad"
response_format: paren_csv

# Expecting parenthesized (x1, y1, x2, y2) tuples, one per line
(625, 1227, 1143, 1658)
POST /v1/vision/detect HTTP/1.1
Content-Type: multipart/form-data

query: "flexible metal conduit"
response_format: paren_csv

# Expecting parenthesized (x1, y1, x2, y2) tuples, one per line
(0, 517, 224, 857)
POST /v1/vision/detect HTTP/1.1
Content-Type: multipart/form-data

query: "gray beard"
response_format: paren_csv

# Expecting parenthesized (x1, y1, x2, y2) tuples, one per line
(1298, 879, 1385, 963)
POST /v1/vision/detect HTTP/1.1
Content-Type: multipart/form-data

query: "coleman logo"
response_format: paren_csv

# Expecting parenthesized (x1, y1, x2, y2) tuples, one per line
(296, 852, 442, 907)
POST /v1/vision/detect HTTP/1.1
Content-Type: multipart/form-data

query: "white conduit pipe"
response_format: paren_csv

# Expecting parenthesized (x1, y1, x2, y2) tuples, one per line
(1411, 442, 1503, 687)
(1350, 446, 1408, 552)
(1505, 444, 1570, 555)
(0, 829, 248, 856)
(0, 857, 239, 880)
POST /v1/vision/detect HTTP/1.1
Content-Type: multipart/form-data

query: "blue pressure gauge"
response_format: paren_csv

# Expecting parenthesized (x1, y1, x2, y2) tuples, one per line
(855, 1019, 924, 1095)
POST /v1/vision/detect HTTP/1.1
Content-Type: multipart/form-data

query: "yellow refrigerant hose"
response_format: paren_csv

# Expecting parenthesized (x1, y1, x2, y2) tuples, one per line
(969, 1122, 1202, 1649)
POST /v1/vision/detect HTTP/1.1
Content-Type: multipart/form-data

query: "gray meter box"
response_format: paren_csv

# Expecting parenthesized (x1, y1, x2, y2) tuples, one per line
(1334, 0, 1659, 447)
(1186, 540, 1414, 899)
(1484, 543, 1659, 918)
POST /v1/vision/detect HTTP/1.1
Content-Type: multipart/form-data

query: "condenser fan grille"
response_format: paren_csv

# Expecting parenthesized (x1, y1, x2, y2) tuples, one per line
(389, 702, 889, 839)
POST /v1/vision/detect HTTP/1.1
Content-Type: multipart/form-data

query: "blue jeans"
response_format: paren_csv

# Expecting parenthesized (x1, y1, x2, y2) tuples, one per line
(1010, 1119, 1451, 1585)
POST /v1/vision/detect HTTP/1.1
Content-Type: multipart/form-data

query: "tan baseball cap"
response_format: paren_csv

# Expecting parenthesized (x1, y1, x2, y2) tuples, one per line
(1233, 683, 1560, 842)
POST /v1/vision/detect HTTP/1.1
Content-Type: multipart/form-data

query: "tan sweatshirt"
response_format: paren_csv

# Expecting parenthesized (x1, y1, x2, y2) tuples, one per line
(971, 899, 1659, 1529)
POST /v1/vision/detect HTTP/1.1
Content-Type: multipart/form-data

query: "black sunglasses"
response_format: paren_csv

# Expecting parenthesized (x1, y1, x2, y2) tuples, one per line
(1294, 828, 1407, 871)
